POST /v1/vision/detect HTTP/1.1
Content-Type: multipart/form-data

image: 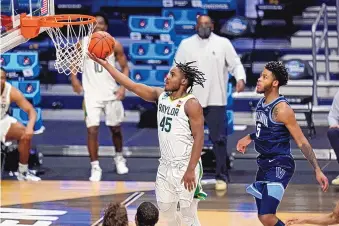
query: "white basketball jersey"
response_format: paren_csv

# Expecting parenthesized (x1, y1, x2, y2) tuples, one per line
(1, 82, 11, 120)
(82, 36, 119, 101)
(157, 92, 196, 161)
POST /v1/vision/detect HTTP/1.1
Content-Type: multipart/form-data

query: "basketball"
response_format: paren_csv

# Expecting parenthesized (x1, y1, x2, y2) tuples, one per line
(88, 31, 115, 59)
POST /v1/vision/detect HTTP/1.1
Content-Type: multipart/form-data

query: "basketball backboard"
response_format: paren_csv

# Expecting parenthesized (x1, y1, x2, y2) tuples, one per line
(0, 0, 55, 54)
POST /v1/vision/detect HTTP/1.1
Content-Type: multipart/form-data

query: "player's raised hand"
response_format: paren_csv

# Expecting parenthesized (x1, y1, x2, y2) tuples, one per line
(315, 169, 329, 192)
(87, 52, 108, 66)
(181, 169, 196, 192)
(236, 135, 252, 154)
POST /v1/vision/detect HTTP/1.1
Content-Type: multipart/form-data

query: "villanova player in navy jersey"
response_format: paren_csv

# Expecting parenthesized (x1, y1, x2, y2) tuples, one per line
(236, 61, 329, 226)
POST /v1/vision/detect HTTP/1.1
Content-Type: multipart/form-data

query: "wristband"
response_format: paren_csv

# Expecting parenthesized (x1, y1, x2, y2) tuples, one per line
(249, 133, 256, 140)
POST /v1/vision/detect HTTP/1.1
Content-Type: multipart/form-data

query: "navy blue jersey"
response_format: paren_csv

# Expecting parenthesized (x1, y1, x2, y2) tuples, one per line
(254, 96, 291, 156)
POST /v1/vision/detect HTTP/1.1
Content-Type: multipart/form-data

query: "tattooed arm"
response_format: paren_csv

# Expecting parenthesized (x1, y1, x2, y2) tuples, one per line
(273, 102, 329, 191)
(273, 102, 319, 169)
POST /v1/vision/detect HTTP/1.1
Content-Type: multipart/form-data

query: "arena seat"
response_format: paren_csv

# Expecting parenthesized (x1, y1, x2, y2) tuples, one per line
(162, 9, 207, 34)
(128, 16, 175, 42)
(9, 80, 41, 106)
(11, 107, 44, 132)
(1, 52, 40, 78)
(129, 42, 175, 65)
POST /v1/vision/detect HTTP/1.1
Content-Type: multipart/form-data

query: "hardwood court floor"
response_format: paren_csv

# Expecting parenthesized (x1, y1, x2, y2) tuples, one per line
(1, 181, 339, 226)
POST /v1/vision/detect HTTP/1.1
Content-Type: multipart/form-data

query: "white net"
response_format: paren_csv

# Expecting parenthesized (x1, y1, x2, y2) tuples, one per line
(45, 16, 96, 76)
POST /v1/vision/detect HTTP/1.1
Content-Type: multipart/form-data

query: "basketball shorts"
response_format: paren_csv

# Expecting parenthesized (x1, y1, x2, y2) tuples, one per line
(0, 115, 17, 143)
(155, 159, 207, 208)
(83, 98, 125, 128)
(246, 154, 295, 215)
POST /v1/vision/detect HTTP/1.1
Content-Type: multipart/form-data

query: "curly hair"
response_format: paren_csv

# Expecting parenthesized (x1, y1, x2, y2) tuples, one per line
(102, 202, 128, 226)
(136, 202, 159, 226)
(264, 61, 289, 87)
(174, 60, 206, 93)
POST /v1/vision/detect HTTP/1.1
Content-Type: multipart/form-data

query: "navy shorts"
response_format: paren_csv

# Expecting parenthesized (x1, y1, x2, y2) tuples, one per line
(246, 154, 295, 215)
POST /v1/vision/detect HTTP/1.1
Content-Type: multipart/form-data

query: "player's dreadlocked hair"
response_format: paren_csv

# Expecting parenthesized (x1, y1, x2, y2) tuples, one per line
(265, 61, 289, 87)
(175, 60, 206, 93)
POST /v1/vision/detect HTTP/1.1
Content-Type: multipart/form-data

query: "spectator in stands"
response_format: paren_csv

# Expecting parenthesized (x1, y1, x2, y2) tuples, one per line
(102, 202, 128, 226)
(328, 90, 339, 185)
(173, 15, 247, 191)
(135, 202, 159, 226)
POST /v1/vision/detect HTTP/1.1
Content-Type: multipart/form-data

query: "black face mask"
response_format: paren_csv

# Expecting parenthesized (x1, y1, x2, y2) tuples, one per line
(197, 27, 212, 39)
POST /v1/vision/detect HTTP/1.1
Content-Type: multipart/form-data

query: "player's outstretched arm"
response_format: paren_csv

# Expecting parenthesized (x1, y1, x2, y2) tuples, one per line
(286, 202, 339, 225)
(181, 98, 204, 192)
(87, 52, 163, 102)
(11, 87, 37, 132)
(273, 102, 329, 192)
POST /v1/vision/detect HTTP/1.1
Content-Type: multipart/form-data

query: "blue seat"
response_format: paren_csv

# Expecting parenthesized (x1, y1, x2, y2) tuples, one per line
(9, 80, 41, 106)
(129, 16, 175, 42)
(130, 66, 170, 87)
(129, 43, 175, 65)
(12, 107, 43, 132)
(1, 52, 40, 79)
(162, 9, 207, 34)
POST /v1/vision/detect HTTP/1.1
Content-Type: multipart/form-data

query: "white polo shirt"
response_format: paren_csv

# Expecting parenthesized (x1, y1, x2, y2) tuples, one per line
(173, 33, 246, 108)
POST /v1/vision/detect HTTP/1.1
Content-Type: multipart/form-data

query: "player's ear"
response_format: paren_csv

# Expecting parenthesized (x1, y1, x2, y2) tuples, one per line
(272, 80, 279, 87)
(181, 78, 188, 86)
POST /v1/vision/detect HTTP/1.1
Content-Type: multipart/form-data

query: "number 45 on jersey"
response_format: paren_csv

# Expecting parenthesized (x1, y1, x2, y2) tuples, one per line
(160, 116, 172, 132)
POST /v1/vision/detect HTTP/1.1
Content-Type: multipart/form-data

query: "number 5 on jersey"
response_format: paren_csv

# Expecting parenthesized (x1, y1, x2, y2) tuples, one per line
(160, 116, 172, 132)
(256, 123, 261, 137)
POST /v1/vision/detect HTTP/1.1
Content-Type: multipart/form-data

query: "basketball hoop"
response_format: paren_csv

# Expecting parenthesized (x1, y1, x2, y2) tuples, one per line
(20, 14, 96, 75)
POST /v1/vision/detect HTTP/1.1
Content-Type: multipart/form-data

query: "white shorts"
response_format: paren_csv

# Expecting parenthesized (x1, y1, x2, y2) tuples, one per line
(0, 115, 18, 143)
(83, 99, 125, 128)
(155, 160, 206, 208)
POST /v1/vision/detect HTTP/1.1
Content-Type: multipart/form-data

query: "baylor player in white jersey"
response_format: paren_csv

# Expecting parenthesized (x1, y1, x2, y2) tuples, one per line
(88, 51, 207, 226)
(0, 68, 40, 181)
(71, 13, 130, 181)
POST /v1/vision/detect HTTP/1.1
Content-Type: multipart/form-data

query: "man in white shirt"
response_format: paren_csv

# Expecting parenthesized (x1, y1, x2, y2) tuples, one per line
(71, 13, 129, 181)
(327, 90, 339, 185)
(173, 15, 246, 190)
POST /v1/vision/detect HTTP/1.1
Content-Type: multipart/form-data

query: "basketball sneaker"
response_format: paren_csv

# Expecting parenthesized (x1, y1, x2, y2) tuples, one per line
(89, 166, 102, 182)
(114, 155, 129, 175)
(17, 171, 41, 181)
(332, 175, 339, 185)
(215, 180, 227, 191)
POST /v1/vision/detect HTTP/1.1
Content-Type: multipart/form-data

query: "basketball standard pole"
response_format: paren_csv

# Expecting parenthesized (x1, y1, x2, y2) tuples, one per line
(29, 0, 33, 16)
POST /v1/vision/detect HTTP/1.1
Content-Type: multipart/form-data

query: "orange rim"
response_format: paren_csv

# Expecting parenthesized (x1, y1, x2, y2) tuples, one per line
(41, 14, 96, 27)
(20, 14, 96, 39)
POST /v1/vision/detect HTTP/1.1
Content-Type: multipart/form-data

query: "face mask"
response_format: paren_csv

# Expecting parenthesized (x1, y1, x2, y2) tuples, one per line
(197, 27, 212, 39)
